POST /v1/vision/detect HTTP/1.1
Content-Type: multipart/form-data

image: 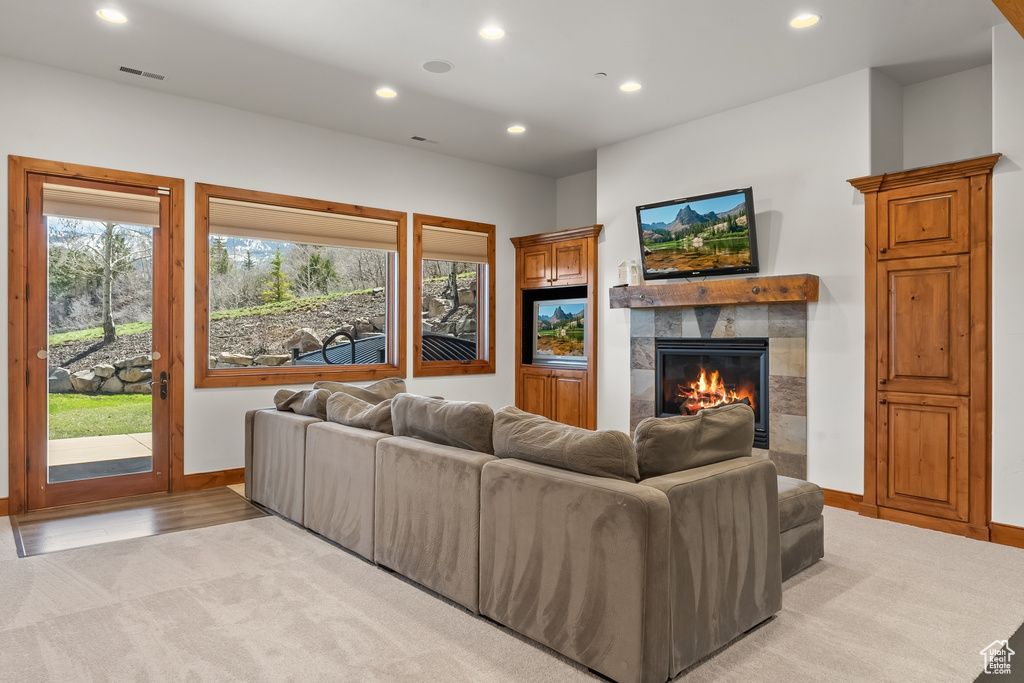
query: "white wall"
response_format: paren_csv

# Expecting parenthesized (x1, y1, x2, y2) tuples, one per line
(903, 65, 993, 169)
(0, 56, 556, 497)
(596, 70, 872, 494)
(555, 170, 597, 229)
(991, 23, 1024, 527)
(870, 70, 904, 174)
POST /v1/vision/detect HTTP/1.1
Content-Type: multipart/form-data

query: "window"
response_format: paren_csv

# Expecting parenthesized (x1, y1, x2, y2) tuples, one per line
(195, 184, 406, 388)
(412, 214, 495, 377)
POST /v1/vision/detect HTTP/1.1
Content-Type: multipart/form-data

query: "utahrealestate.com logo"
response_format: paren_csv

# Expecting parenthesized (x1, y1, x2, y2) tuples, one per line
(981, 640, 1015, 676)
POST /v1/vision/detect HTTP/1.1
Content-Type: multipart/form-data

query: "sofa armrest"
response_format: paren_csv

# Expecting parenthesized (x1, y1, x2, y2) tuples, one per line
(243, 409, 264, 500)
(640, 456, 782, 677)
(480, 459, 671, 683)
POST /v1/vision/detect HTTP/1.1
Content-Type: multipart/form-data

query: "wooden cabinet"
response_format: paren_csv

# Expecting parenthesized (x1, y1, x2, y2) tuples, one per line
(850, 154, 998, 540)
(519, 238, 589, 287)
(518, 366, 589, 426)
(511, 226, 601, 429)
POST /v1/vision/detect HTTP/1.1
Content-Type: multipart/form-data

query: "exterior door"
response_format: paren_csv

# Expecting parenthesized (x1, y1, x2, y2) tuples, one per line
(25, 174, 174, 510)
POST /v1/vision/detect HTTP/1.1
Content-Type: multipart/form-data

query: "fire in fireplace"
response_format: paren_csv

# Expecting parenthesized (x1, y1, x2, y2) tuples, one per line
(655, 338, 769, 449)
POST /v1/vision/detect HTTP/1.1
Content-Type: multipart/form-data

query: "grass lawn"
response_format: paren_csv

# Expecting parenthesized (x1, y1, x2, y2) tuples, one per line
(48, 321, 153, 346)
(48, 393, 152, 440)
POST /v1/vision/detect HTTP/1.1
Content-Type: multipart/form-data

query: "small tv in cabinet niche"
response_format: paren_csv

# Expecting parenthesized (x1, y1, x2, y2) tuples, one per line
(521, 286, 588, 366)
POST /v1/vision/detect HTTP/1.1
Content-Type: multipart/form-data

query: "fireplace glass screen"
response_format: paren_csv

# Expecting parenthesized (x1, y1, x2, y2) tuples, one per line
(656, 338, 769, 449)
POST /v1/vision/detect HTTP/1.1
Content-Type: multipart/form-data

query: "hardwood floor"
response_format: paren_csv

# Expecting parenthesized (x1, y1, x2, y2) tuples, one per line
(10, 487, 265, 558)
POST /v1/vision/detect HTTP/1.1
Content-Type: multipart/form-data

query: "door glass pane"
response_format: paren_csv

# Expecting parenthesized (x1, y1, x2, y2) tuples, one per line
(46, 215, 154, 483)
(207, 237, 390, 368)
(420, 259, 479, 362)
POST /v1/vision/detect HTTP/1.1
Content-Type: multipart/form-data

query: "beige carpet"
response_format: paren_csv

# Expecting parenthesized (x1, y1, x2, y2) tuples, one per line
(0, 507, 1021, 682)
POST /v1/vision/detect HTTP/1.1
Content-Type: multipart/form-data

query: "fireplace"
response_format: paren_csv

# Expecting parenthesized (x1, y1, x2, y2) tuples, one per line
(655, 338, 769, 449)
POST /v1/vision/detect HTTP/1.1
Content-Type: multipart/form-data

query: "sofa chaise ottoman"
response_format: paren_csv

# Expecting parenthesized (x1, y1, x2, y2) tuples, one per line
(777, 475, 825, 580)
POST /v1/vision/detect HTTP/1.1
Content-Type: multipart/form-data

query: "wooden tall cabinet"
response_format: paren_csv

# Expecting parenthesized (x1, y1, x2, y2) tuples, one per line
(511, 226, 601, 429)
(850, 154, 999, 540)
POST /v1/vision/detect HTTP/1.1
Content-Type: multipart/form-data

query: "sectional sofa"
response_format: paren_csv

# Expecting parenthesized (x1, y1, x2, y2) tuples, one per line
(244, 381, 821, 683)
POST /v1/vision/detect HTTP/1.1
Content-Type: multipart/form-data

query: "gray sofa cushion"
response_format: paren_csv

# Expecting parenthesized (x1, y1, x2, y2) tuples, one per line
(392, 394, 494, 454)
(493, 406, 639, 482)
(326, 392, 394, 434)
(633, 403, 754, 479)
(777, 475, 825, 531)
(312, 377, 406, 404)
(274, 388, 331, 420)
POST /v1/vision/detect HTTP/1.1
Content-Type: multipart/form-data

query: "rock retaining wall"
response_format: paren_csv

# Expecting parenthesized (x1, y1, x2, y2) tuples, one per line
(49, 354, 154, 395)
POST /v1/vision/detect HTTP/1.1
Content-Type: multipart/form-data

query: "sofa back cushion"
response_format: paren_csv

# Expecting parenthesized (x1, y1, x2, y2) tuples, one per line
(492, 406, 639, 482)
(391, 394, 494, 454)
(312, 378, 406, 404)
(326, 393, 394, 434)
(274, 388, 331, 420)
(633, 402, 754, 479)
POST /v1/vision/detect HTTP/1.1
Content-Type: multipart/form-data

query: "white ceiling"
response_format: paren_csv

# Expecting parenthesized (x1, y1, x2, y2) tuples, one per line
(0, 0, 1008, 177)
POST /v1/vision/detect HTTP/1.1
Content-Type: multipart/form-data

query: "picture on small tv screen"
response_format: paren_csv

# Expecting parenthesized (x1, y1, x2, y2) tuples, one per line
(636, 187, 758, 279)
(533, 299, 586, 364)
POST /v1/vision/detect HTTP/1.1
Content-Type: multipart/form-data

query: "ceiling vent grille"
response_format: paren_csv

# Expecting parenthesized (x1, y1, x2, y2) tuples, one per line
(119, 65, 166, 81)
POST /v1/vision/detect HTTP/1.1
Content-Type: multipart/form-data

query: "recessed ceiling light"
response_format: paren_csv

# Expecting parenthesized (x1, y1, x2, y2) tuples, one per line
(790, 13, 821, 28)
(376, 87, 397, 99)
(96, 8, 127, 23)
(507, 125, 526, 134)
(480, 26, 505, 40)
(620, 81, 642, 92)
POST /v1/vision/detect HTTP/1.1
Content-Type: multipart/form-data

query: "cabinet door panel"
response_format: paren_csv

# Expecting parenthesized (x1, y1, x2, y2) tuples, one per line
(551, 370, 588, 428)
(520, 245, 551, 288)
(552, 239, 588, 286)
(518, 367, 551, 418)
(877, 392, 969, 521)
(877, 179, 969, 259)
(877, 255, 970, 395)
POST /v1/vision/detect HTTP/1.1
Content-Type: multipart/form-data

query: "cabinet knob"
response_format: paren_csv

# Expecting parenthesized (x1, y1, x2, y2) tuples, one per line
(879, 247, 887, 254)
(878, 378, 886, 385)
(878, 398, 887, 405)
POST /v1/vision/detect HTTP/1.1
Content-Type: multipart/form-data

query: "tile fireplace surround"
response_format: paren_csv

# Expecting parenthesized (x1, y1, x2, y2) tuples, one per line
(625, 289, 813, 480)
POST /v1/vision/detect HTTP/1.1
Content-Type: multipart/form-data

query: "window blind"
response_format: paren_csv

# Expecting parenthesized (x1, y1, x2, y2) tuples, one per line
(209, 197, 399, 252)
(421, 224, 490, 264)
(42, 183, 160, 228)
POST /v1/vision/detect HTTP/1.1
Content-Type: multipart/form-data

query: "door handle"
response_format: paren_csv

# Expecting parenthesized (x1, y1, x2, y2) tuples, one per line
(878, 398, 887, 405)
(878, 378, 886, 384)
(159, 371, 168, 400)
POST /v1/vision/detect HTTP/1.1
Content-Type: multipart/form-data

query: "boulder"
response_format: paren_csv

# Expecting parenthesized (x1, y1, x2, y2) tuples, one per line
(284, 328, 322, 354)
(49, 367, 73, 393)
(354, 318, 375, 335)
(92, 363, 116, 379)
(427, 297, 448, 318)
(457, 317, 478, 335)
(100, 376, 124, 393)
(70, 370, 102, 393)
(217, 353, 253, 367)
(255, 354, 290, 367)
(120, 367, 153, 383)
(124, 381, 153, 395)
(457, 288, 476, 305)
(115, 355, 152, 369)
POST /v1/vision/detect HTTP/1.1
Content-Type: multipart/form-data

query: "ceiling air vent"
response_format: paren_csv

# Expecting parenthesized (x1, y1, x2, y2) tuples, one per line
(410, 136, 439, 144)
(119, 65, 167, 81)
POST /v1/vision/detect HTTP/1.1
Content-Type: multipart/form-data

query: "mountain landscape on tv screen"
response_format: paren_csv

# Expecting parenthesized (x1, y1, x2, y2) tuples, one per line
(640, 199, 752, 274)
(536, 304, 585, 357)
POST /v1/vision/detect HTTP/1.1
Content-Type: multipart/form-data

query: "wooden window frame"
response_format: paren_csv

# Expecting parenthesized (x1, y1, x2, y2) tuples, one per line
(412, 214, 496, 377)
(195, 183, 407, 388)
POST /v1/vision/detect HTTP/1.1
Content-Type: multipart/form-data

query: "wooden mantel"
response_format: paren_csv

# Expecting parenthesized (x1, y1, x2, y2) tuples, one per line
(608, 273, 819, 309)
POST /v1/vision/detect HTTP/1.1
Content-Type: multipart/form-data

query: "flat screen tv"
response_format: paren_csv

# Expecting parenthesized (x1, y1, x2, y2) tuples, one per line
(532, 298, 587, 365)
(636, 187, 759, 280)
